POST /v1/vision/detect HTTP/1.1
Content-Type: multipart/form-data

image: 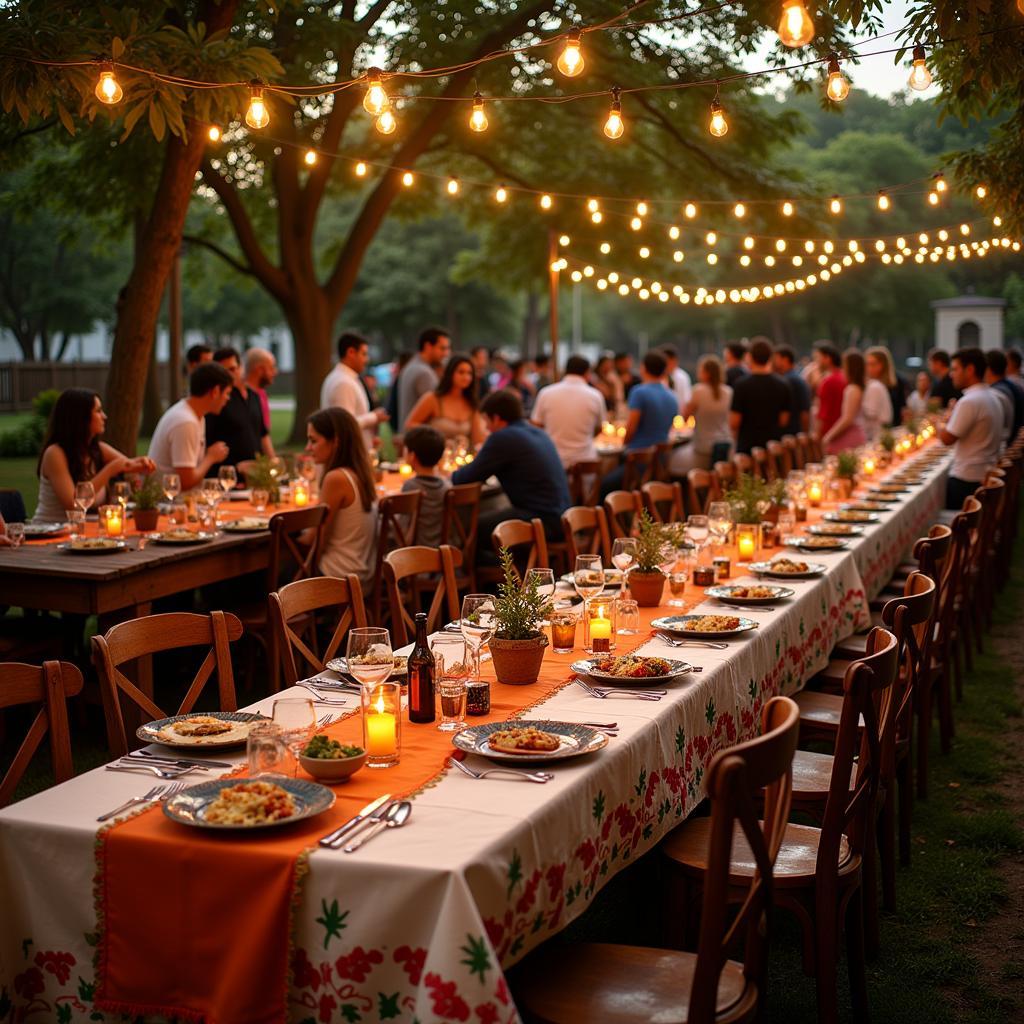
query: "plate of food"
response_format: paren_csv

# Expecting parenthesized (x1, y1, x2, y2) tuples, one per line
(571, 654, 693, 686)
(747, 558, 828, 579)
(163, 777, 335, 830)
(843, 500, 893, 512)
(137, 711, 271, 750)
(451, 720, 608, 764)
(650, 613, 758, 639)
(869, 485, 911, 495)
(704, 583, 795, 606)
(58, 538, 127, 554)
(823, 510, 880, 524)
(326, 654, 408, 679)
(808, 522, 864, 537)
(22, 521, 69, 538)
(785, 535, 849, 552)
(220, 517, 271, 533)
(150, 529, 217, 544)
(559, 568, 624, 588)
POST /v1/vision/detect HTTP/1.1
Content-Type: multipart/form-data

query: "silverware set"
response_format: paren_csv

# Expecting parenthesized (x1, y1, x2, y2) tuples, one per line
(97, 782, 187, 822)
(317, 793, 413, 852)
(575, 678, 664, 701)
(317, 712, 341, 726)
(447, 756, 554, 784)
(654, 633, 729, 650)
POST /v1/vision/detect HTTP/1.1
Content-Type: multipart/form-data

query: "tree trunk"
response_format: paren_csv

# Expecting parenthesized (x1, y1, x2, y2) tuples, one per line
(284, 283, 333, 444)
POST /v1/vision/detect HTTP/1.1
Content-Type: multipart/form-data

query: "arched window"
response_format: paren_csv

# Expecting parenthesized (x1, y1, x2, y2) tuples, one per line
(957, 320, 980, 346)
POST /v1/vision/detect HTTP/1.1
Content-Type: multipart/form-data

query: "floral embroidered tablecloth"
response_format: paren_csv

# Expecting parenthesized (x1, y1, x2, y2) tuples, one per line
(0, 449, 948, 1023)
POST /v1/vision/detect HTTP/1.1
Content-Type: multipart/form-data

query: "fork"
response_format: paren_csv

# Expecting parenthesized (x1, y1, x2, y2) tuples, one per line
(96, 782, 186, 822)
(654, 634, 729, 650)
(105, 762, 199, 779)
(318, 712, 339, 726)
(447, 757, 553, 783)
(575, 678, 662, 701)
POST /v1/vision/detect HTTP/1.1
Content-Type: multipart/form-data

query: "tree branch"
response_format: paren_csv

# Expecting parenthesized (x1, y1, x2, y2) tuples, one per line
(182, 233, 254, 277)
(358, 0, 395, 28)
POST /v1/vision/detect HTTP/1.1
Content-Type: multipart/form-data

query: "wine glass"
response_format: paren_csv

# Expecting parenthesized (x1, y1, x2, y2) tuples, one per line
(201, 477, 222, 507)
(611, 537, 637, 597)
(218, 465, 237, 494)
(461, 594, 496, 684)
(667, 550, 692, 608)
(74, 481, 95, 513)
(271, 697, 317, 774)
(707, 502, 732, 550)
(296, 454, 316, 483)
(525, 568, 556, 626)
(685, 515, 709, 557)
(573, 554, 605, 635)
(431, 635, 470, 732)
(112, 481, 132, 512)
(161, 473, 180, 504)
(345, 627, 394, 687)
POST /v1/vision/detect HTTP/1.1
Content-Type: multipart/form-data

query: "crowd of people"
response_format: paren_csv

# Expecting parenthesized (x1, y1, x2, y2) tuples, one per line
(13, 329, 1023, 567)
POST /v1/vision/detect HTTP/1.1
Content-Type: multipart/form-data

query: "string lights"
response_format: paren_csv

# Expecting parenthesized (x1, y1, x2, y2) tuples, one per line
(825, 53, 851, 102)
(557, 29, 585, 77)
(709, 93, 728, 137)
(94, 61, 122, 104)
(362, 69, 388, 115)
(603, 87, 624, 140)
(207, 125, 221, 142)
(469, 92, 488, 133)
(376, 107, 397, 135)
(908, 44, 933, 90)
(777, 0, 816, 48)
(245, 84, 269, 129)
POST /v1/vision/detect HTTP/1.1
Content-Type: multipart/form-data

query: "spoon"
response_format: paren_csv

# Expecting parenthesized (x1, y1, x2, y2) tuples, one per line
(343, 800, 412, 853)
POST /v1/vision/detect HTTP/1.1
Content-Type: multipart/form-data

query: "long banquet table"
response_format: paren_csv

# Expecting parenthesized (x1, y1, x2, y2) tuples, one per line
(0, 447, 949, 1024)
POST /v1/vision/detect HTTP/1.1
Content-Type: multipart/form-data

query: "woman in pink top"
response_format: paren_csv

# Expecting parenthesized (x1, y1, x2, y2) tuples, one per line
(822, 349, 868, 454)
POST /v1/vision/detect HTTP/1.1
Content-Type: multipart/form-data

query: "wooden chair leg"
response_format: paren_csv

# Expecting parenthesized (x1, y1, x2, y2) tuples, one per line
(972, 598, 984, 655)
(862, 820, 880, 960)
(917, 688, 931, 801)
(938, 673, 954, 754)
(879, 787, 897, 913)
(846, 888, 871, 1024)
(814, 901, 841, 1024)
(897, 755, 913, 868)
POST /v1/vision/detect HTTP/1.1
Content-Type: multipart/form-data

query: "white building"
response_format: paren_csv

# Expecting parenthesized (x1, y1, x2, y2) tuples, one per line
(930, 294, 1006, 351)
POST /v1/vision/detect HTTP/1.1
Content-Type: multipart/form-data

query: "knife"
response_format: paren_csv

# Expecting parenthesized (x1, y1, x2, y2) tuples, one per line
(318, 793, 392, 848)
(132, 750, 234, 769)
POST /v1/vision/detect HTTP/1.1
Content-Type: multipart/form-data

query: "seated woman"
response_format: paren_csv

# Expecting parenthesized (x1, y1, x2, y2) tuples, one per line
(33, 388, 154, 522)
(668, 354, 733, 477)
(304, 407, 378, 589)
(403, 352, 486, 448)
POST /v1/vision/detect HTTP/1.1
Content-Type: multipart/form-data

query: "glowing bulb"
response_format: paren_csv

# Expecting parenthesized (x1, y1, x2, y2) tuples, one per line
(705, 231, 717, 245)
(778, 0, 815, 47)
(587, 198, 599, 213)
(707, 252, 718, 265)
(960, 223, 970, 235)
(559, 234, 570, 247)
(355, 161, 368, 177)
(376, 108, 397, 135)
(597, 279, 608, 290)
(639, 246, 650, 258)
(630, 216, 643, 231)
(207, 125, 221, 142)
(673, 250, 684, 262)
(631, 277, 642, 289)
(908, 45, 932, 90)
(668, 225, 680, 240)
(469, 93, 488, 133)
(825, 55, 850, 102)
(927, 190, 939, 206)
(765, 255, 776, 266)
(829, 196, 842, 215)
(557, 30, 585, 77)
(363, 70, 388, 115)
(603, 89, 624, 140)
(993, 215, 1002, 227)
(975, 184, 987, 199)
(571, 270, 583, 282)
(740, 254, 751, 266)
(684, 202, 698, 219)
(734, 202, 746, 218)
(303, 148, 317, 166)
(583, 265, 594, 277)
(494, 184, 508, 203)
(446, 177, 460, 196)
(600, 242, 611, 254)
(608, 271, 619, 283)
(401, 170, 414, 187)
(636, 201, 648, 217)
(776, 238, 787, 252)
(709, 98, 728, 137)
(782, 201, 794, 216)
(95, 63, 123, 104)
(245, 85, 269, 129)
(805, 240, 815, 253)
(792, 255, 803, 266)
(743, 236, 755, 250)
(935, 174, 948, 193)
(540, 193, 552, 210)
(877, 191, 890, 211)
(591, 211, 603, 224)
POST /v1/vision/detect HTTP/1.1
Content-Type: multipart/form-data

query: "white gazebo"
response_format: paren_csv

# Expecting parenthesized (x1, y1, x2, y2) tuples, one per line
(931, 294, 1006, 350)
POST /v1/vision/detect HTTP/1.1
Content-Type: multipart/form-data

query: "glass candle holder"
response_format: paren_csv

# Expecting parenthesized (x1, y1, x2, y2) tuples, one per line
(806, 476, 825, 507)
(735, 523, 759, 561)
(584, 599, 617, 653)
(99, 504, 124, 537)
(292, 480, 310, 506)
(550, 610, 578, 653)
(361, 681, 402, 768)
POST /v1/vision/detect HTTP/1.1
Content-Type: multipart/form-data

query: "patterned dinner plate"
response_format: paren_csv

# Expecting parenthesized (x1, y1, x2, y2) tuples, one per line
(326, 656, 408, 679)
(809, 523, 864, 537)
(150, 530, 218, 545)
(23, 521, 68, 537)
(559, 569, 624, 588)
(823, 511, 880, 524)
(570, 656, 694, 687)
(163, 777, 335, 831)
(452, 720, 608, 764)
(747, 560, 828, 579)
(221, 517, 272, 532)
(137, 710, 271, 750)
(870, 485, 911, 494)
(58, 539, 127, 554)
(650, 614, 758, 639)
(785, 536, 849, 552)
(843, 501, 894, 511)
(704, 584, 795, 606)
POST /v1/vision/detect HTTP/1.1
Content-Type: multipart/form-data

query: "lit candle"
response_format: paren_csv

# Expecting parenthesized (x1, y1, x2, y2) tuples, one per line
(862, 457, 876, 476)
(737, 529, 757, 559)
(292, 481, 310, 506)
(616, 426, 626, 439)
(399, 463, 414, 477)
(673, 415, 684, 431)
(100, 505, 123, 536)
(807, 481, 823, 506)
(365, 693, 397, 757)
(590, 609, 612, 653)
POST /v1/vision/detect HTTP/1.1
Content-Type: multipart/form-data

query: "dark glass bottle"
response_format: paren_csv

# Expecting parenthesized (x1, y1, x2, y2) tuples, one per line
(407, 612, 435, 723)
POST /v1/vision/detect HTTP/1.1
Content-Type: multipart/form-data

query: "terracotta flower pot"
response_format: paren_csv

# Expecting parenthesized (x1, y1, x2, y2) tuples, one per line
(838, 477, 856, 499)
(629, 570, 665, 608)
(133, 508, 160, 532)
(489, 634, 549, 686)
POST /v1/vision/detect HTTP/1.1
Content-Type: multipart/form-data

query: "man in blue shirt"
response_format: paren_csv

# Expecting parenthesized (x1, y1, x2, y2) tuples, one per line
(600, 350, 678, 496)
(452, 388, 570, 556)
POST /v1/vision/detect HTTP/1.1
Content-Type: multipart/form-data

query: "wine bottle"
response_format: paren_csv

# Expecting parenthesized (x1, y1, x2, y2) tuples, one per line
(407, 612, 435, 723)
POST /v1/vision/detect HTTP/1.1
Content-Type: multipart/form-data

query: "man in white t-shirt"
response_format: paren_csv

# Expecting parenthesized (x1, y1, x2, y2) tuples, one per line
(939, 347, 1004, 510)
(661, 344, 692, 411)
(148, 362, 233, 489)
(530, 355, 606, 468)
(320, 332, 388, 450)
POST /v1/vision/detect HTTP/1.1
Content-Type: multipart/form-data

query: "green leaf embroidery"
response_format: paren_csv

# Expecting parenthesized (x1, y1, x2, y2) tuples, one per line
(341, 1005, 362, 1023)
(507, 850, 523, 897)
(78, 977, 95, 1002)
(592, 791, 606, 821)
(675, 726, 685, 754)
(705, 699, 716, 725)
(57, 1004, 72, 1024)
(315, 899, 349, 949)
(460, 934, 492, 982)
(634, 768, 646, 796)
(378, 992, 401, 1019)
(21, 939, 32, 959)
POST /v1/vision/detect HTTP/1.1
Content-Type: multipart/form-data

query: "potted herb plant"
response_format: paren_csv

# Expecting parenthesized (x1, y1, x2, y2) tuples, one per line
(131, 472, 163, 531)
(244, 454, 281, 504)
(488, 547, 549, 685)
(835, 451, 858, 498)
(629, 510, 668, 607)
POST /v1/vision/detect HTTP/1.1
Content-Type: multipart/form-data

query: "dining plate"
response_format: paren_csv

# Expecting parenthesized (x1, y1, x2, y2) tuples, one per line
(137, 710, 270, 750)
(869, 485, 911, 495)
(704, 583, 795, 606)
(58, 538, 127, 554)
(785, 536, 849, 552)
(23, 521, 68, 537)
(823, 511, 880, 524)
(326, 655, 408, 679)
(150, 530, 217, 545)
(570, 655, 693, 687)
(559, 569, 624, 588)
(650, 614, 759, 639)
(163, 777, 335, 831)
(808, 523, 864, 537)
(221, 517, 271, 532)
(843, 500, 894, 511)
(452, 720, 608, 765)
(747, 560, 828, 579)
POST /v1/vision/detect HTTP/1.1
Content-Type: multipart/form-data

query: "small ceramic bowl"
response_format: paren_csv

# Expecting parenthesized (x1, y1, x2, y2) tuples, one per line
(299, 749, 367, 783)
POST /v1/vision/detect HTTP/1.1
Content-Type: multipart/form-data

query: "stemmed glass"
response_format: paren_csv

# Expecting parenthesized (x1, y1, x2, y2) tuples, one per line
(431, 634, 470, 732)
(271, 697, 317, 774)
(218, 465, 237, 495)
(162, 473, 181, 505)
(573, 554, 605, 635)
(345, 627, 394, 687)
(74, 481, 95, 514)
(111, 481, 132, 513)
(707, 502, 732, 552)
(667, 549, 692, 607)
(461, 594, 496, 684)
(525, 568, 556, 625)
(685, 515, 709, 560)
(611, 537, 637, 598)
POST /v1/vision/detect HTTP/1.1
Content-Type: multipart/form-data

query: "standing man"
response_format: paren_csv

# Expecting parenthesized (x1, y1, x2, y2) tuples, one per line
(773, 343, 812, 433)
(939, 348, 1004, 509)
(813, 343, 846, 440)
(205, 347, 274, 473)
(1006, 349, 1024, 388)
(730, 338, 790, 454)
(244, 347, 277, 435)
(185, 344, 212, 375)
(397, 326, 451, 428)
(531, 355, 606, 468)
(661, 344, 693, 410)
(723, 342, 748, 388)
(928, 348, 961, 408)
(985, 349, 1024, 442)
(321, 332, 389, 450)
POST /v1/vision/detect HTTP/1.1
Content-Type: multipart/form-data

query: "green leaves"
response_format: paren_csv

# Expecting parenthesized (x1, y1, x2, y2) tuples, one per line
(315, 898, 349, 949)
(459, 934, 492, 983)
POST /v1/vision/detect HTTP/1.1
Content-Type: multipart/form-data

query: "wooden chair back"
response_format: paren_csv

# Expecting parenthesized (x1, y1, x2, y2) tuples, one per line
(0, 661, 83, 807)
(934, 498, 981, 662)
(689, 695, 800, 1022)
(806, 434, 824, 462)
(909, 525, 952, 584)
(371, 491, 422, 622)
(622, 446, 656, 491)
(603, 490, 643, 539)
(768, 440, 792, 478)
(732, 451, 755, 478)
(269, 575, 368, 686)
(491, 518, 550, 582)
(567, 461, 601, 507)
(686, 469, 721, 516)
(653, 441, 675, 483)
(384, 544, 463, 646)
(781, 434, 801, 471)
(441, 482, 482, 582)
(266, 506, 328, 589)
(751, 446, 774, 481)
(93, 611, 243, 757)
(641, 480, 684, 524)
(561, 506, 612, 564)
(794, 432, 811, 467)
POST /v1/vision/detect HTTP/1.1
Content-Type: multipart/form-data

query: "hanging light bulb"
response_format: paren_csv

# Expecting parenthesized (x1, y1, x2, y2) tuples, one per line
(636, 201, 648, 217)
(376, 107, 397, 135)
(446, 177, 460, 196)
(591, 210, 603, 224)
(934, 173, 948, 193)
(684, 202, 698, 219)
(539, 193, 553, 210)
(469, 92, 488, 133)
(586, 198, 599, 213)
(706, 231, 718, 245)
(829, 195, 842, 215)
(743, 236, 755, 250)
(709, 96, 728, 137)
(908, 44, 933, 91)
(95, 62, 123, 104)
(630, 216, 643, 231)
(782, 201, 795, 216)
(927, 190, 939, 206)
(975, 184, 987, 199)
(778, 0, 815, 47)
(207, 125, 221, 142)
(355, 161, 368, 177)
(559, 234, 570, 247)
(734, 202, 746, 218)
(362, 69, 388, 115)
(603, 87, 624, 140)
(600, 242, 612, 254)
(245, 84, 269, 129)
(668, 225, 680, 240)
(304, 148, 317, 166)
(825, 54, 850, 102)
(557, 30, 585, 77)
(877, 190, 890, 211)
(494, 184, 508, 203)
(401, 170, 414, 187)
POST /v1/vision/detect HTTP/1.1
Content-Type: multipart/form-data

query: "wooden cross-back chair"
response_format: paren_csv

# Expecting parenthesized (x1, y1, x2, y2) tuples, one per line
(874, 523, 952, 606)
(970, 477, 1005, 639)
(489, 518, 550, 583)
(93, 611, 243, 757)
(713, 459, 737, 489)
(642, 480, 685, 524)
(269, 575, 368, 687)
(517, 696, 800, 1024)
(603, 490, 643, 540)
(567, 460, 602, 508)
(943, 495, 983, 703)
(805, 433, 824, 462)
(750, 447, 774, 481)
(371, 491, 422, 624)
(561, 506, 612, 565)
(622, 446, 656, 491)
(685, 469, 720, 516)
(0, 661, 83, 808)
(768, 440, 793, 478)
(732, 452, 755, 479)
(653, 441, 676, 483)
(383, 544, 462, 647)
(441, 482, 482, 594)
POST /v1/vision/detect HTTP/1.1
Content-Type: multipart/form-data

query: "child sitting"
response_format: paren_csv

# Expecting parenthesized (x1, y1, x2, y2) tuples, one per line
(401, 426, 450, 548)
